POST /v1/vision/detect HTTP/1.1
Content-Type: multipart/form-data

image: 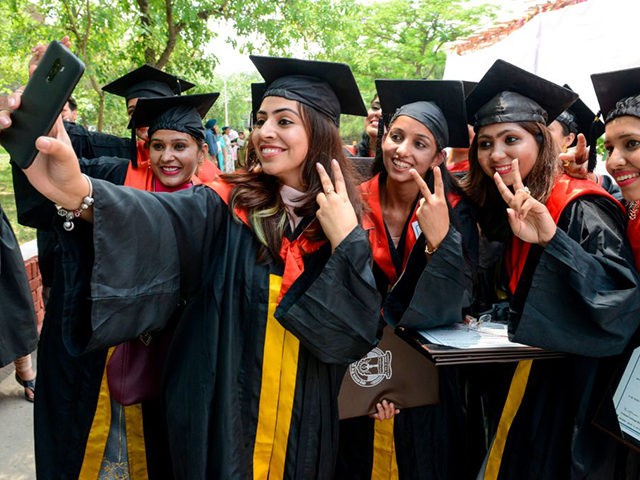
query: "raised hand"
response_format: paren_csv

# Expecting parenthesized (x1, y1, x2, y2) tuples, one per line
(28, 37, 71, 77)
(559, 133, 589, 179)
(409, 166, 449, 253)
(315, 159, 358, 252)
(494, 159, 557, 246)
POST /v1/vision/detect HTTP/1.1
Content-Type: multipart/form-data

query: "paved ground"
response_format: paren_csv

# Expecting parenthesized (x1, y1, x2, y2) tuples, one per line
(0, 354, 37, 480)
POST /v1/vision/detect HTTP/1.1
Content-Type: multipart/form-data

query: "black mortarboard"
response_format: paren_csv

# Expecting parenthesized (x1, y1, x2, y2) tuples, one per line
(462, 81, 478, 98)
(249, 55, 367, 126)
(129, 93, 219, 141)
(250, 82, 267, 126)
(375, 79, 469, 149)
(558, 85, 604, 171)
(557, 85, 604, 139)
(591, 66, 640, 123)
(102, 64, 195, 101)
(466, 60, 578, 130)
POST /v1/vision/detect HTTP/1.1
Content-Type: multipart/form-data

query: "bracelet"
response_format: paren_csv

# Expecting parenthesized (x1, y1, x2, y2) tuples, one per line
(425, 243, 438, 256)
(56, 174, 94, 232)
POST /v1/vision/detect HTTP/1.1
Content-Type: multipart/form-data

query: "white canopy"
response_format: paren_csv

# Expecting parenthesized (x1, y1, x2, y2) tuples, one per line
(444, 0, 640, 112)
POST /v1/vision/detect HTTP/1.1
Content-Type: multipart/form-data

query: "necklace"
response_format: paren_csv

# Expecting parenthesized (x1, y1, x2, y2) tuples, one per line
(629, 201, 639, 221)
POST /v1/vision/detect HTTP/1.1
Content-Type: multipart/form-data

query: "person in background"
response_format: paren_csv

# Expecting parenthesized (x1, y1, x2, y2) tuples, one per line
(8, 41, 200, 478)
(236, 130, 247, 167)
(204, 118, 219, 161)
(445, 82, 477, 179)
(221, 125, 234, 172)
(345, 94, 382, 159)
(61, 96, 78, 123)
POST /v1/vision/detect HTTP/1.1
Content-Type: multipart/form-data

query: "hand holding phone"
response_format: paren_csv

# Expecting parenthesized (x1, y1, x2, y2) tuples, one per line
(0, 40, 84, 169)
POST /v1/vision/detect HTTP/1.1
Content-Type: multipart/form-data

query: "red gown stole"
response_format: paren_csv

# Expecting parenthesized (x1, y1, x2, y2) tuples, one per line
(506, 174, 624, 294)
(359, 174, 419, 285)
(207, 180, 325, 300)
(627, 215, 640, 271)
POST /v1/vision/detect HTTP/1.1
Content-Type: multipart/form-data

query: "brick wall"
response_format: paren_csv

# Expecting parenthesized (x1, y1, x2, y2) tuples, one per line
(23, 256, 44, 327)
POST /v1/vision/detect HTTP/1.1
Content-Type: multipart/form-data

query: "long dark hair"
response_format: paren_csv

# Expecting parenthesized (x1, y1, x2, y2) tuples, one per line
(222, 101, 363, 263)
(459, 121, 560, 239)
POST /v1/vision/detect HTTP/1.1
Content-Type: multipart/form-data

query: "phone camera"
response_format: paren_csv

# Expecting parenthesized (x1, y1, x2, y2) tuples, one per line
(46, 59, 65, 82)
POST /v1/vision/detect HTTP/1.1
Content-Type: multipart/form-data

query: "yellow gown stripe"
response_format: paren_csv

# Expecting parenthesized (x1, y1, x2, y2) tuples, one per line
(253, 274, 300, 480)
(79, 348, 114, 479)
(79, 348, 150, 480)
(371, 417, 399, 480)
(484, 360, 533, 480)
(125, 403, 148, 480)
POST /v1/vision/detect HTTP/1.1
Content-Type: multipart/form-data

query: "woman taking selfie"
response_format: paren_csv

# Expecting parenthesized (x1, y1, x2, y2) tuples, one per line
(2, 55, 381, 479)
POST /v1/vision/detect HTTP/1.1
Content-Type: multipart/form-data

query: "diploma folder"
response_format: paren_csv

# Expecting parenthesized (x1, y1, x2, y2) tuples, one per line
(338, 325, 440, 419)
(397, 321, 563, 366)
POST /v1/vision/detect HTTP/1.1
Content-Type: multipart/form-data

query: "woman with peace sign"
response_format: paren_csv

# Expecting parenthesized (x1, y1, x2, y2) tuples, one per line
(337, 80, 476, 480)
(1, 55, 381, 479)
(461, 60, 640, 480)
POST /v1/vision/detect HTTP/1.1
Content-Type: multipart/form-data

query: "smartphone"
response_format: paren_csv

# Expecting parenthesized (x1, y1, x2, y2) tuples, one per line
(0, 41, 85, 168)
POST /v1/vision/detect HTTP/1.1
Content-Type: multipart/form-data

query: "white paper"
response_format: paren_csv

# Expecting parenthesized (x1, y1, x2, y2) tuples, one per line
(613, 346, 640, 442)
(417, 322, 528, 350)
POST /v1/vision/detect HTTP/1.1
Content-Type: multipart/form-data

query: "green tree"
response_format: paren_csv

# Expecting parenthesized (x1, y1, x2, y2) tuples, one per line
(320, 0, 496, 142)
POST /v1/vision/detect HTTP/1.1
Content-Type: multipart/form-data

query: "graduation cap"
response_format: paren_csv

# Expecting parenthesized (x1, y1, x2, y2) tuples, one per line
(249, 55, 367, 126)
(462, 81, 478, 98)
(102, 64, 195, 101)
(466, 60, 578, 129)
(591, 66, 640, 123)
(375, 79, 469, 148)
(556, 85, 603, 140)
(250, 82, 267, 127)
(555, 84, 604, 172)
(129, 93, 219, 141)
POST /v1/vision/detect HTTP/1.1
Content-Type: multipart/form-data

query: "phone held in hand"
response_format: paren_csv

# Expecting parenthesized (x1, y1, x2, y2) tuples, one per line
(0, 40, 85, 169)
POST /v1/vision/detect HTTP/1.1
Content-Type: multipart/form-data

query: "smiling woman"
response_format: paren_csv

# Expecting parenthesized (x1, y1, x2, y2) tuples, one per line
(460, 59, 640, 480)
(2, 53, 381, 479)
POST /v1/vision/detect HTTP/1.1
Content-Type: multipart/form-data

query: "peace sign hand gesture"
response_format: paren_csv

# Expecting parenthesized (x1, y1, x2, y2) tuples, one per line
(409, 166, 450, 254)
(315, 159, 358, 252)
(494, 159, 556, 246)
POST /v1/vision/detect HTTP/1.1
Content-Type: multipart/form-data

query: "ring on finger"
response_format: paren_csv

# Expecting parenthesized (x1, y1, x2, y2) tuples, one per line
(326, 187, 334, 194)
(520, 186, 531, 196)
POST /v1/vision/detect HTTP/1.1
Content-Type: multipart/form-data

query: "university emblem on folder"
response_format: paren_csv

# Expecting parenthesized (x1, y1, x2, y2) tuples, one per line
(349, 347, 392, 387)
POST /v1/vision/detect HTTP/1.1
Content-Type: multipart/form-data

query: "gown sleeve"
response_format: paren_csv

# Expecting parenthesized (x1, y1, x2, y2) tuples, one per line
(64, 179, 225, 353)
(510, 196, 640, 357)
(383, 225, 472, 330)
(275, 226, 382, 365)
(11, 156, 128, 229)
(0, 207, 38, 367)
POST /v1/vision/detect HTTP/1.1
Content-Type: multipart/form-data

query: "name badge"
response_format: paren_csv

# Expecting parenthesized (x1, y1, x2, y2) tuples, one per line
(411, 220, 422, 239)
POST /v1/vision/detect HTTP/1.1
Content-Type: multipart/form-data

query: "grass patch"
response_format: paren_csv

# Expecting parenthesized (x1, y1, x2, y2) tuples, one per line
(0, 153, 37, 244)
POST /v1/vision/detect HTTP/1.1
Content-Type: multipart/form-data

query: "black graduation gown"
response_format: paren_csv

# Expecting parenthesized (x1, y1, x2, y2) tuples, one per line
(64, 120, 132, 160)
(59, 179, 381, 479)
(11, 158, 129, 479)
(0, 204, 37, 367)
(477, 196, 640, 480)
(336, 173, 476, 480)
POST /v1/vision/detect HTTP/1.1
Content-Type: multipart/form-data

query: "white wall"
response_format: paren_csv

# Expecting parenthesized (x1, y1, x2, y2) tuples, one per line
(444, 0, 640, 111)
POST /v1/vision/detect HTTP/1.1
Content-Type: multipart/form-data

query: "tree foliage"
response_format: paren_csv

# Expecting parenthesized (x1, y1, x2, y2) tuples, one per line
(0, 0, 495, 142)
